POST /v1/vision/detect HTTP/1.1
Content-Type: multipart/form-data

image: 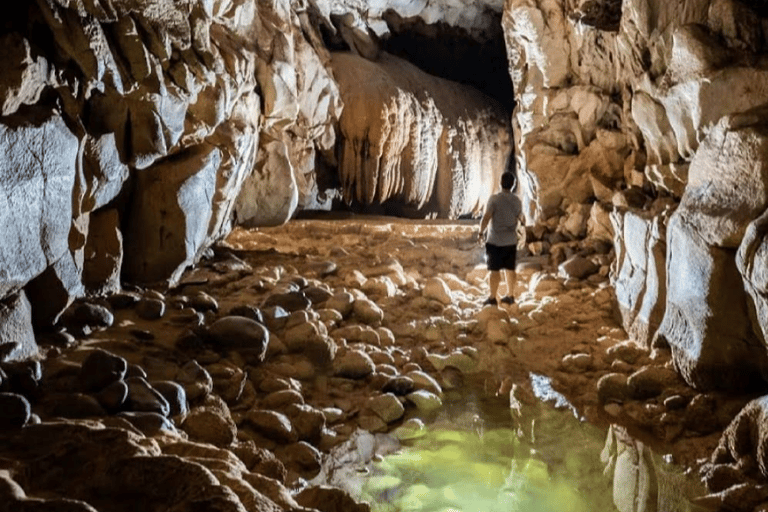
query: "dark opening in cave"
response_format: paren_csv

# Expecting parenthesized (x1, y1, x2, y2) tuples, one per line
(319, 10, 515, 114)
(380, 11, 515, 114)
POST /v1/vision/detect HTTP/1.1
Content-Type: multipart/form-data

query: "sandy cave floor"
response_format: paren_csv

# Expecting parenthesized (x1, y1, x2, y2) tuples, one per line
(50, 215, 739, 496)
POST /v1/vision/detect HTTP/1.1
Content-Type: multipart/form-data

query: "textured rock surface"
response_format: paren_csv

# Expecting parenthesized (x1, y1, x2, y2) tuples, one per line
(331, 51, 511, 218)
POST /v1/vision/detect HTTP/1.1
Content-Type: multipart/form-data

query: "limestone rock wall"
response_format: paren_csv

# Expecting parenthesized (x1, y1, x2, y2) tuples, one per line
(331, 51, 511, 218)
(0, 0, 348, 355)
(503, 0, 768, 391)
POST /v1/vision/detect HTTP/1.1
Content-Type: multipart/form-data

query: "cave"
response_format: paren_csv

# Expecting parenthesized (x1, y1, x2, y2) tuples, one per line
(2, 0, 768, 511)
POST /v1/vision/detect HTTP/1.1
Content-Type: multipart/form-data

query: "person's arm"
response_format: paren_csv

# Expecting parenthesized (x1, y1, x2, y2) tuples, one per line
(478, 203, 493, 243)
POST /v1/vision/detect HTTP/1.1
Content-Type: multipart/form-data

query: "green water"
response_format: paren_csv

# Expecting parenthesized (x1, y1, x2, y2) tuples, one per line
(358, 375, 707, 512)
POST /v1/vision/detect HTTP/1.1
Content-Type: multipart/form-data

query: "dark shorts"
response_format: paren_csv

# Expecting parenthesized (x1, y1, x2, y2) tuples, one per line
(485, 243, 517, 271)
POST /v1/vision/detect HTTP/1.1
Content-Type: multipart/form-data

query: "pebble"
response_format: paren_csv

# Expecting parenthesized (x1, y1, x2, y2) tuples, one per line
(125, 377, 171, 416)
(207, 316, 270, 362)
(382, 376, 415, 396)
(246, 410, 298, 444)
(187, 291, 219, 313)
(406, 390, 442, 413)
(393, 418, 427, 440)
(352, 298, 384, 325)
(79, 349, 127, 392)
(303, 286, 333, 305)
(96, 380, 129, 412)
(228, 305, 264, 324)
(263, 291, 311, 312)
(422, 277, 453, 305)
(325, 292, 355, 318)
(182, 408, 237, 446)
(262, 389, 304, 410)
(321, 407, 344, 424)
(333, 350, 375, 379)
(72, 302, 114, 328)
(406, 371, 443, 396)
(136, 298, 165, 320)
(277, 441, 322, 476)
(597, 373, 629, 404)
(368, 393, 405, 423)
(117, 411, 177, 436)
(0, 392, 31, 429)
(284, 404, 326, 443)
(151, 381, 189, 417)
(107, 292, 141, 309)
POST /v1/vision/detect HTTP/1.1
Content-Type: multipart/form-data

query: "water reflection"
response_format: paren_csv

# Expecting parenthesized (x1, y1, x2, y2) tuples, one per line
(314, 374, 710, 511)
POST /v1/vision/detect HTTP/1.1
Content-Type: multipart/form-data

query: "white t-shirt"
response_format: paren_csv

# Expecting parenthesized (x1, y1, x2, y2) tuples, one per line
(486, 190, 522, 247)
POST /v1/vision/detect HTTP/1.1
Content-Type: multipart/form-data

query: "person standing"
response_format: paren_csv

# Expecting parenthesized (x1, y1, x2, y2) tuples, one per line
(477, 171, 522, 306)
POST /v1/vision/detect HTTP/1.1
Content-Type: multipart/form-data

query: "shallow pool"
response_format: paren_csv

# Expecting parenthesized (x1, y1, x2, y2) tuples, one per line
(351, 374, 710, 512)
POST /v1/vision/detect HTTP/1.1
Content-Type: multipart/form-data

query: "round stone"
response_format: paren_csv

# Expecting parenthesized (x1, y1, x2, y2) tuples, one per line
(73, 302, 114, 328)
(186, 291, 219, 313)
(125, 377, 170, 416)
(96, 380, 129, 411)
(79, 349, 127, 392)
(382, 376, 415, 396)
(262, 291, 311, 312)
(117, 411, 177, 436)
(333, 350, 375, 379)
(369, 393, 405, 423)
(182, 408, 237, 446)
(0, 392, 31, 429)
(246, 410, 298, 444)
(177, 361, 213, 401)
(284, 403, 326, 443)
(208, 316, 270, 362)
(262, 389, 304, 410)
(228, 305, 265, 324)
(597, 373, 629, 404)
(405, 390, 442, 413)
(136, 298, 165, 320)
(151, 381, 189, 417)
(352, 298, 384, 325)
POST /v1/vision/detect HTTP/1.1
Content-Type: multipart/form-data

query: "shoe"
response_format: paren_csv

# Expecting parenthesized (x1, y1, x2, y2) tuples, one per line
(501, 296, 515, 305)
(483, 297, 497, 306)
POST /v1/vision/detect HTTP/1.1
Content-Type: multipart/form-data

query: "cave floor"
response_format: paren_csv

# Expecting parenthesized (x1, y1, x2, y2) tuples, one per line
(22, 215, 739, 510)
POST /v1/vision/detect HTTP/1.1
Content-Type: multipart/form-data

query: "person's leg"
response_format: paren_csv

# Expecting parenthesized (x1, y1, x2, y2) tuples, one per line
(488, 270, 501, 303)
(502, 269, 516, 298)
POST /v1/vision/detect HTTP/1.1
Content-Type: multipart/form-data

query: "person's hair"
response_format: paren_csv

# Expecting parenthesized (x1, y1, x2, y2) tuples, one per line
(500, 171, 516, 190)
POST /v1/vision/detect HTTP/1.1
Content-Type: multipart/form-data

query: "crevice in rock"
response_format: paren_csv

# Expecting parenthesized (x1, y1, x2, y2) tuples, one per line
(566, 0, 622, 32)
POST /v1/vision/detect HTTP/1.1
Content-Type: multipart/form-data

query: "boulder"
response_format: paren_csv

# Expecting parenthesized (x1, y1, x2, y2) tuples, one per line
(123, 144, 222, 285)
(207, 316, 270, 361)
(611, 209, 669, 347)
(82, 209, 123, 296)
(0, 109, 78, 300)
(0, 292, 37, 362)
(655, 214, 768, 391)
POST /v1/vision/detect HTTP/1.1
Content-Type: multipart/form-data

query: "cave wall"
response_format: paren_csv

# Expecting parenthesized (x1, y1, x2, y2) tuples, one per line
(503, 0, 768, 391)
(0, 0, 512, 358)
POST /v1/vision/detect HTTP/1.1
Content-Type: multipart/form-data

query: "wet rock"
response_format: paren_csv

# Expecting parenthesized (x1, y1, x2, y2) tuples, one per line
(368, 393, 404, 423)
(406, 390, 442, 413)
(426, 351, 476, 373)
(79, 349, 127, 392)
(295, 485, 370, 512)
(117, 411, 177, 436)
(0, 392, 31, 429)
(95, 379, 129, 412)
(263, 291, 311, 312)
(597, 373, 629, 404)
(136, 298, 165, 320)
(626, 366, 681, 400)
(151, 381, 188, 417)
(382, 376, 415, 396)
(393, 417, 427, 440)
(207, 316, 270, 361)
(664, 395, 689, 411)
(325, 292, 355, 318)
(182, 408, 237, 446)
(558, 255, 599, 280)
(125, 377, 170, 416)
(352, 298, 384, 325)
(333, 350, 375, 379)
(246, 410, 298, 444)
(125, 364, 148, 380)
(228, 305, 264, 324)
(284, 404, 325, 444)
(405, 371, 442, 396)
